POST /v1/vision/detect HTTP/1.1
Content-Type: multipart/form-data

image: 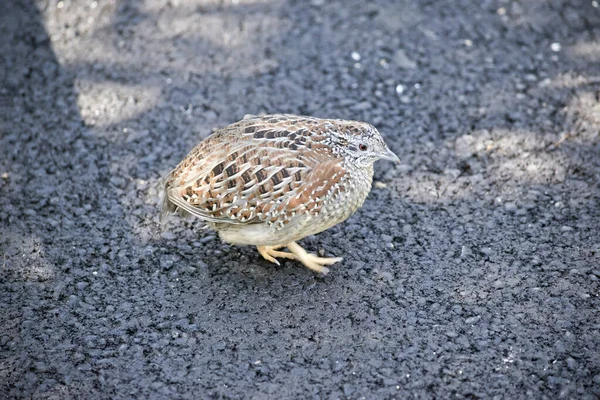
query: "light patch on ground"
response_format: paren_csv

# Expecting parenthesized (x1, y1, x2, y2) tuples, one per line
(0, 233, 55, 283)
(460, 129, 568, 185)
(43, 0, 286, 80)
(539, 72, 600, 90)
(75, 79, 161, 128)
(568, 91, 600, 128)
(142, 0, 280, 13)
(488, 151, 568, 187)
(389, 127, 573, 205)
(569, 40, 600, 62)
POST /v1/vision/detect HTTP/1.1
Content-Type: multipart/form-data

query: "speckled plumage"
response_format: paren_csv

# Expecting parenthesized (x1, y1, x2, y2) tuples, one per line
(161, 114, 399, 273)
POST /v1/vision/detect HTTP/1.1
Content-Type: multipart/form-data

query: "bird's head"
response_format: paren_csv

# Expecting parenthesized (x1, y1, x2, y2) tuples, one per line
(333, 121, 400, 166)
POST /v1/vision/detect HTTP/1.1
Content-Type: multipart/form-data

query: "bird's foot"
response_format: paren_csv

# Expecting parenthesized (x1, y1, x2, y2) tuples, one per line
(257, 245, 296, 266)
(285, 241, 343, 275)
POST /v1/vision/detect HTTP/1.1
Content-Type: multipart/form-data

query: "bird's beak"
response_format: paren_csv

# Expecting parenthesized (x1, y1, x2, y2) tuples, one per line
(379, 147, 401, 163)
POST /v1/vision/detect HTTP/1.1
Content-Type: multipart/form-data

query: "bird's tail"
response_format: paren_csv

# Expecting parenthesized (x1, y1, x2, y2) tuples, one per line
(159, 171, 198, 224)
(158, 172, 177, 224)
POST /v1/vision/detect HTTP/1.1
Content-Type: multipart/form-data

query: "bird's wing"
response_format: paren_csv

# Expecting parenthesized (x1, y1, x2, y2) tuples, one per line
(162, 115, 349, 226)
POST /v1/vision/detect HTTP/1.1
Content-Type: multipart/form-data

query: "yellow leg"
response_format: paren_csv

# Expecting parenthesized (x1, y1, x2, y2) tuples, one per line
(285, 242, 343, 275)
(257, 245, 296, 266)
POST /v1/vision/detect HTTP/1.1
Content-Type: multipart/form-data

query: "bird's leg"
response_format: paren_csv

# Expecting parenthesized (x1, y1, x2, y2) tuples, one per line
(257, 245, 296, 266)
(285, 242, 343, 275)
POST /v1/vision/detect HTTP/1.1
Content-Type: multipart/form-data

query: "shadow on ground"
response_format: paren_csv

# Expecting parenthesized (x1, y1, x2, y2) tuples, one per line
(1, 0, 599, 398)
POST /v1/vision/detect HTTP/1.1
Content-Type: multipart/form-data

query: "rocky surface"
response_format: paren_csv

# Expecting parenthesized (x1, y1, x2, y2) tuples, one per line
(1, 0, 599, 398)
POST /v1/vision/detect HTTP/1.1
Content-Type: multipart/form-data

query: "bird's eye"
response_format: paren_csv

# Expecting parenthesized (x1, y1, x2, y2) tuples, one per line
(359, 143, 368, 151)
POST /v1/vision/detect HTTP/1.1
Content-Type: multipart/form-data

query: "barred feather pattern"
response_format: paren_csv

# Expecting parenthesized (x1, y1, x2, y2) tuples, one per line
(162, 114, 377, 242)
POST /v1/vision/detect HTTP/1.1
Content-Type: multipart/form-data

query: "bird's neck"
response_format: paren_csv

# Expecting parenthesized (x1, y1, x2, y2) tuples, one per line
(352, 162, 374, 182)
(344, 160, 374, 195)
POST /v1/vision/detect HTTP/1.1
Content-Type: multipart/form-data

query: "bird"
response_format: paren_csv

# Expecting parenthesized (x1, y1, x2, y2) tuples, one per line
(160, 114, 399, 274)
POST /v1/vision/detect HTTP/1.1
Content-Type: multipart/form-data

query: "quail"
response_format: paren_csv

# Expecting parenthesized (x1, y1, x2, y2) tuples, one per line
(161, 114, 400, 274)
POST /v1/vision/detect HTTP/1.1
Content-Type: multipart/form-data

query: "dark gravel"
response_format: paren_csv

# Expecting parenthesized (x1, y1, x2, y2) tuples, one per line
(1, 0, 600, 398)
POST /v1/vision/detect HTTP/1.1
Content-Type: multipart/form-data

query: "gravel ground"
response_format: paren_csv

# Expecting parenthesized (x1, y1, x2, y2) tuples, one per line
(1, 0, 599, 398)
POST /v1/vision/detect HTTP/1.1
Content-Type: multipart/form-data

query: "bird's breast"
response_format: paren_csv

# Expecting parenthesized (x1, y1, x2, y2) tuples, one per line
(319, 162, 373, 223)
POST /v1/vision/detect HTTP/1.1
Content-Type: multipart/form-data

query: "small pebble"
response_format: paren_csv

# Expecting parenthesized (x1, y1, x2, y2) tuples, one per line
(351, 101, 371, 111)
(199, 235, 215, 244)
(393, 49, 417, 69)
(161, 232, 176, 240)
(524, 74, 537, 82)
(461, 245, 472, 258)
(109, 176, 126, 188)
(480, 247, 493, 256)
